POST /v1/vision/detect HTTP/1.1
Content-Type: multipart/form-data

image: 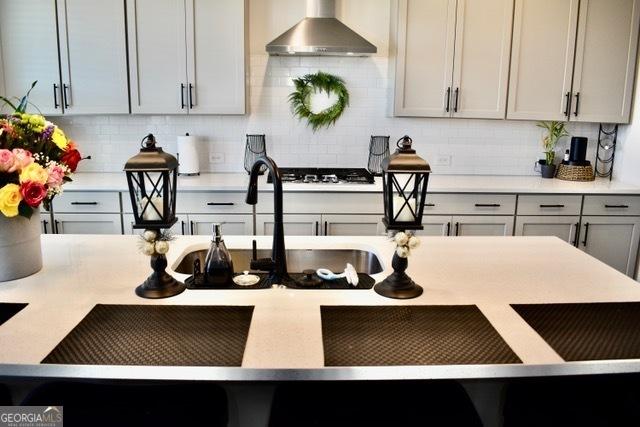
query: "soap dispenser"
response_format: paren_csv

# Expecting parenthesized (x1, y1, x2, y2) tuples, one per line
(203, 223, 235, 287)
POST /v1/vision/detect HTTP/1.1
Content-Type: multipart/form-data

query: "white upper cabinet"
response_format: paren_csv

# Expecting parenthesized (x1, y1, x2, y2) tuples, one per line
(394, 0, 513, 119)
(394, 0, 457, 117)
(507, 0, 579, 121)
(0, 0, 62, 115)
(451, 0, 513, 119)
(185, 0, 246, 114)
(128, 0, 246, 115)
(57, 0, 129, 114)
(127, 0, 188, 114)
(571, 0, 640, 123)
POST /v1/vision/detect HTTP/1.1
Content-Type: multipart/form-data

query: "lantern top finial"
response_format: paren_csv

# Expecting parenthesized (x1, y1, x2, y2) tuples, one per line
(124, 133, 179, 172)
(382, 135, 431, 173)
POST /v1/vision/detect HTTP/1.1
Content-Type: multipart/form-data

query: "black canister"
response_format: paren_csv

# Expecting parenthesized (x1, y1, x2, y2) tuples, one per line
(569, 137, 589, 165)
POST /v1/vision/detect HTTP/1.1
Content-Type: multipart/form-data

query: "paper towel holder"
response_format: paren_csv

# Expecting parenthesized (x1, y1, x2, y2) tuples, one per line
(177, 132, 200, 176)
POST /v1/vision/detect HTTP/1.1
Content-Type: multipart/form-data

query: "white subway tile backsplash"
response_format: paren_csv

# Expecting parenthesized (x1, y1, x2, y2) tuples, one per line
(55, 54, 600, 175)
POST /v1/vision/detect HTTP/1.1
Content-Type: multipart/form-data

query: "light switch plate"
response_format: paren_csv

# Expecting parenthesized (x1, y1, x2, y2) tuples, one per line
(435, 154, 452, 167)
(209, 152, 225, 164)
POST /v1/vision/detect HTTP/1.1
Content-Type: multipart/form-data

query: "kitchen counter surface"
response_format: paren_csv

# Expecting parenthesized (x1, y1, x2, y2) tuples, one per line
(66, 172, 640, 194)
(1, 234, 640, 381)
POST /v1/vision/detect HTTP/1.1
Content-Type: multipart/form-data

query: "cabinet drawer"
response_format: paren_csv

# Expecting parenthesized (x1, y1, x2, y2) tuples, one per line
(53, 192, 120, 213)
(143, 192, 252, 214)
(583, 196, 640, 216)
(517, 195, 582, 215)
(424, 194, 516, 215)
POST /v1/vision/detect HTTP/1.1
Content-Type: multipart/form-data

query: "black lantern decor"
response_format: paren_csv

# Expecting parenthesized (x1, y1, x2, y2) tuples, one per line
(374, 135, 431, 299)
(124, 134, 185, 299)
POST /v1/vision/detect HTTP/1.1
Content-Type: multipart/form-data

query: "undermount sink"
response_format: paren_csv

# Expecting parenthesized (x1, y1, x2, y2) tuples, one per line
(174, 249, 384, 275)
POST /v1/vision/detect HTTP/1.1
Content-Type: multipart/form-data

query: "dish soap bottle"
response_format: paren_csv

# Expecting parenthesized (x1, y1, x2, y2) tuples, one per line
(204, 223, 234, 287)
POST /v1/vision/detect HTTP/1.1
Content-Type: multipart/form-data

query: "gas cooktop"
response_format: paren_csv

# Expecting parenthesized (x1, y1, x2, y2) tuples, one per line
(267, 168, 375, 184)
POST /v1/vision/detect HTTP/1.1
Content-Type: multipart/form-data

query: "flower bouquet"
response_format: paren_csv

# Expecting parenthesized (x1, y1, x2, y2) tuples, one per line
(0, 82, 82, 218)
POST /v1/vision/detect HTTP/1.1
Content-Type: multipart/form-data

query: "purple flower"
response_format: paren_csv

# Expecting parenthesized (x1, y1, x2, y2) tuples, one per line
(41, 125, 54, 141)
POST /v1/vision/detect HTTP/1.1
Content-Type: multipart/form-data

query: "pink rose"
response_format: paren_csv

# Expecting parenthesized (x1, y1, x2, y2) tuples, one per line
(0, 149, 14, 172)
(47, 164, 65, 188)
(10, 149, 34, 173)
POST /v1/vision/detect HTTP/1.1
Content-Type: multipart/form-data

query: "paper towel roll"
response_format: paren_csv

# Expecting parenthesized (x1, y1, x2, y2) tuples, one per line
(177, 133, 200, 176)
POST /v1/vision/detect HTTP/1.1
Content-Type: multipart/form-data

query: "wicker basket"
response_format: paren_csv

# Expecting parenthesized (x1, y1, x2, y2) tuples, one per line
(556, 163, 595, 181)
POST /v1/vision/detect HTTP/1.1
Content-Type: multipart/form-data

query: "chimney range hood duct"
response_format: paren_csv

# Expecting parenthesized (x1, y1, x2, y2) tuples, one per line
(266, 0, 377, 56)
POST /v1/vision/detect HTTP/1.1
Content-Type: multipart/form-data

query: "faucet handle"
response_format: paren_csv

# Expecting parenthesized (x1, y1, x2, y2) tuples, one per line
(252, 239, 257, 261)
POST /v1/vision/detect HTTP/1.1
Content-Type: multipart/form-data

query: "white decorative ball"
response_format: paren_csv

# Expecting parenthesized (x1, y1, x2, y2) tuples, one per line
(142, 242, 155, 256)
(143, 230, 157, 242)
(396, 246, 410, 258)
(155, 240, 169, 255)
(394, 231, 409, 246)
(408, 236, 421, 249)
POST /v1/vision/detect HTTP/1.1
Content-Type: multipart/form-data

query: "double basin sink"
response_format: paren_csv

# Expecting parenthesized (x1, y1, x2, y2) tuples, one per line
(174, 248, 384, 276)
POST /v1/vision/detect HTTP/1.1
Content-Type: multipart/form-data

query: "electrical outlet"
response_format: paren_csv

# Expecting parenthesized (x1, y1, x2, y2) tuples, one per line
(209, 152, 225, 164)
(435, 154, 452, 167)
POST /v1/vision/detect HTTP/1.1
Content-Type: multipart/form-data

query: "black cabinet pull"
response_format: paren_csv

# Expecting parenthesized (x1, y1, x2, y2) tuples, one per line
(188, 83, 194, 108)
(42, 220, 48, 234)
(454, 222, 460, 236)
(324, 221, 328, 236)
(605, 204, 629, 209)
(453, 87, 459, 113)
(180, 83, 186, 109)
(540, 204, 565, 208)
(53, 84, 59, 109)
(181, 221, 185, 235)
(70, 201, 98, 206)
(475, 203, 501, 208)
(445, 87, 451, 112)
(582, 222, 590, 247)
(564, 92, 571, 117)
(190, 221, 195, 235)
(54, 220, 60, 234)
(446, 222, 451, 236)
(425, 203, 436, 207)
(206, 202, 234, 206)
(62, 83, 70, 108)
(315, 221, 319, 236)
(574, 92, 580, 117)
(572, 222, 580, 247)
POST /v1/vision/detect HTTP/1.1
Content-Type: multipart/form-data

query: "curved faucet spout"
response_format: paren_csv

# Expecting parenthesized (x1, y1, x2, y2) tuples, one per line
(246, 156, 289, 285)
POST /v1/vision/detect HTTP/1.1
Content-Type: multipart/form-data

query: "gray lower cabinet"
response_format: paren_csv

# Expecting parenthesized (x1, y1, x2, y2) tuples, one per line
(53, 213, 123, 234)
(578, 216, 640, 277)
(257, 214, 321, 236)
(515, 216, 580, 245)
(451, 216, 514, 236)
(322, 214, 385, 236)
(418, 216, 452, 236)
(188, 214, 253, 236)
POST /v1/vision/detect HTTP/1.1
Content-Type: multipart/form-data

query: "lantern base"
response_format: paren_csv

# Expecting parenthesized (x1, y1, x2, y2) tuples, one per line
(374, 272, 423, 299)
(136, 254, 186, 299)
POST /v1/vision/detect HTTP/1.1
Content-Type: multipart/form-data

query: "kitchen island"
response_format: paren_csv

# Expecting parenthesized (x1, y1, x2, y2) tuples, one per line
(1, 234, 640, 381)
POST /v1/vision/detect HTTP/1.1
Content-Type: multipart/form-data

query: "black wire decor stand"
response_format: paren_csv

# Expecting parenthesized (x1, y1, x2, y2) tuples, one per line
(244, 134, 268, 175)
(594, 124, 618, 181)
(367, 135, 390, 176)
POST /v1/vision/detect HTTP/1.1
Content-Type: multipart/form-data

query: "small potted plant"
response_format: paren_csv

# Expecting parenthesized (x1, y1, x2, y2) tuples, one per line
(536, 121, 568, 178)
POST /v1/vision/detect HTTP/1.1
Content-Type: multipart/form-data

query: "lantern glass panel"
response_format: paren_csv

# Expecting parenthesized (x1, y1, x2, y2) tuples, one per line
(383, 171, 428, 230)
(126, 169, 177, 228)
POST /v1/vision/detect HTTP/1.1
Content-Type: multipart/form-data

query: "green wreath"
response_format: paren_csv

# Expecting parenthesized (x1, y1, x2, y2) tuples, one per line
(288, 71, 349, 131)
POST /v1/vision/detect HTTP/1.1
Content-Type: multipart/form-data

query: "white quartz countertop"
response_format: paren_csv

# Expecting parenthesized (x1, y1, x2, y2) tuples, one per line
(65, 172, 640, 194)
(1, 234, 640, 381)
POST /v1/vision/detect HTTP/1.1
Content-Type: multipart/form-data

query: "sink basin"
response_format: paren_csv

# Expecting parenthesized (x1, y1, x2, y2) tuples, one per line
(174, 249, 384, 275)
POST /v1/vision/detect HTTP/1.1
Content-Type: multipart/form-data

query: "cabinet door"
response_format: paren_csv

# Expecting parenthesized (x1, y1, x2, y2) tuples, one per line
(127, 0, 188, 114)
(185, 0, 245, 114)
(188, 214, 253, 236)
(394, 0, 456, 117)
(256, 214, 321, 236)
(417, 216, 453, 236)
(0, 0, 62, 115)
(579, 216, 640, 277)
(57, 0, 129, 114)
(452, 216, 514, 236)
(54, 213, 122, 235)
(507, 0, 579, 120)
(322, 214, 385, 236)
(451, 0, 513, 119)
(571, 0, 640, 123)
(123, 214, 186, 236)
(515, 216, 580, 245)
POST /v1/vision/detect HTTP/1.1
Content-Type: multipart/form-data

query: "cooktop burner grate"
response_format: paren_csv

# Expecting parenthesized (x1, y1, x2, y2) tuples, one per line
(268, 168, 375, 184)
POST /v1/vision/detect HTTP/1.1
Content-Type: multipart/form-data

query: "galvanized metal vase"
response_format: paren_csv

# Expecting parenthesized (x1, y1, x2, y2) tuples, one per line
(0, 209, 43, 282)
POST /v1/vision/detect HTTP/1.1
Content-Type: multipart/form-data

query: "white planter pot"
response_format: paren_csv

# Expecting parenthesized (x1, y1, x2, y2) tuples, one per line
(0, 209, 43, 282)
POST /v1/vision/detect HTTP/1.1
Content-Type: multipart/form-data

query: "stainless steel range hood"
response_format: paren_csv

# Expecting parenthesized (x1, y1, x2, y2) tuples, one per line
(266, 0, 377, 56)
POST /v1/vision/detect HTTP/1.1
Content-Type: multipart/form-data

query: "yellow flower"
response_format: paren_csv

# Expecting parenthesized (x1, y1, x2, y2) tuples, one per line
(51, 127, 69, 150)
(28, 114, 46, 132)
(0, 184, 22, 218)
(19, 163, 48, 185)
